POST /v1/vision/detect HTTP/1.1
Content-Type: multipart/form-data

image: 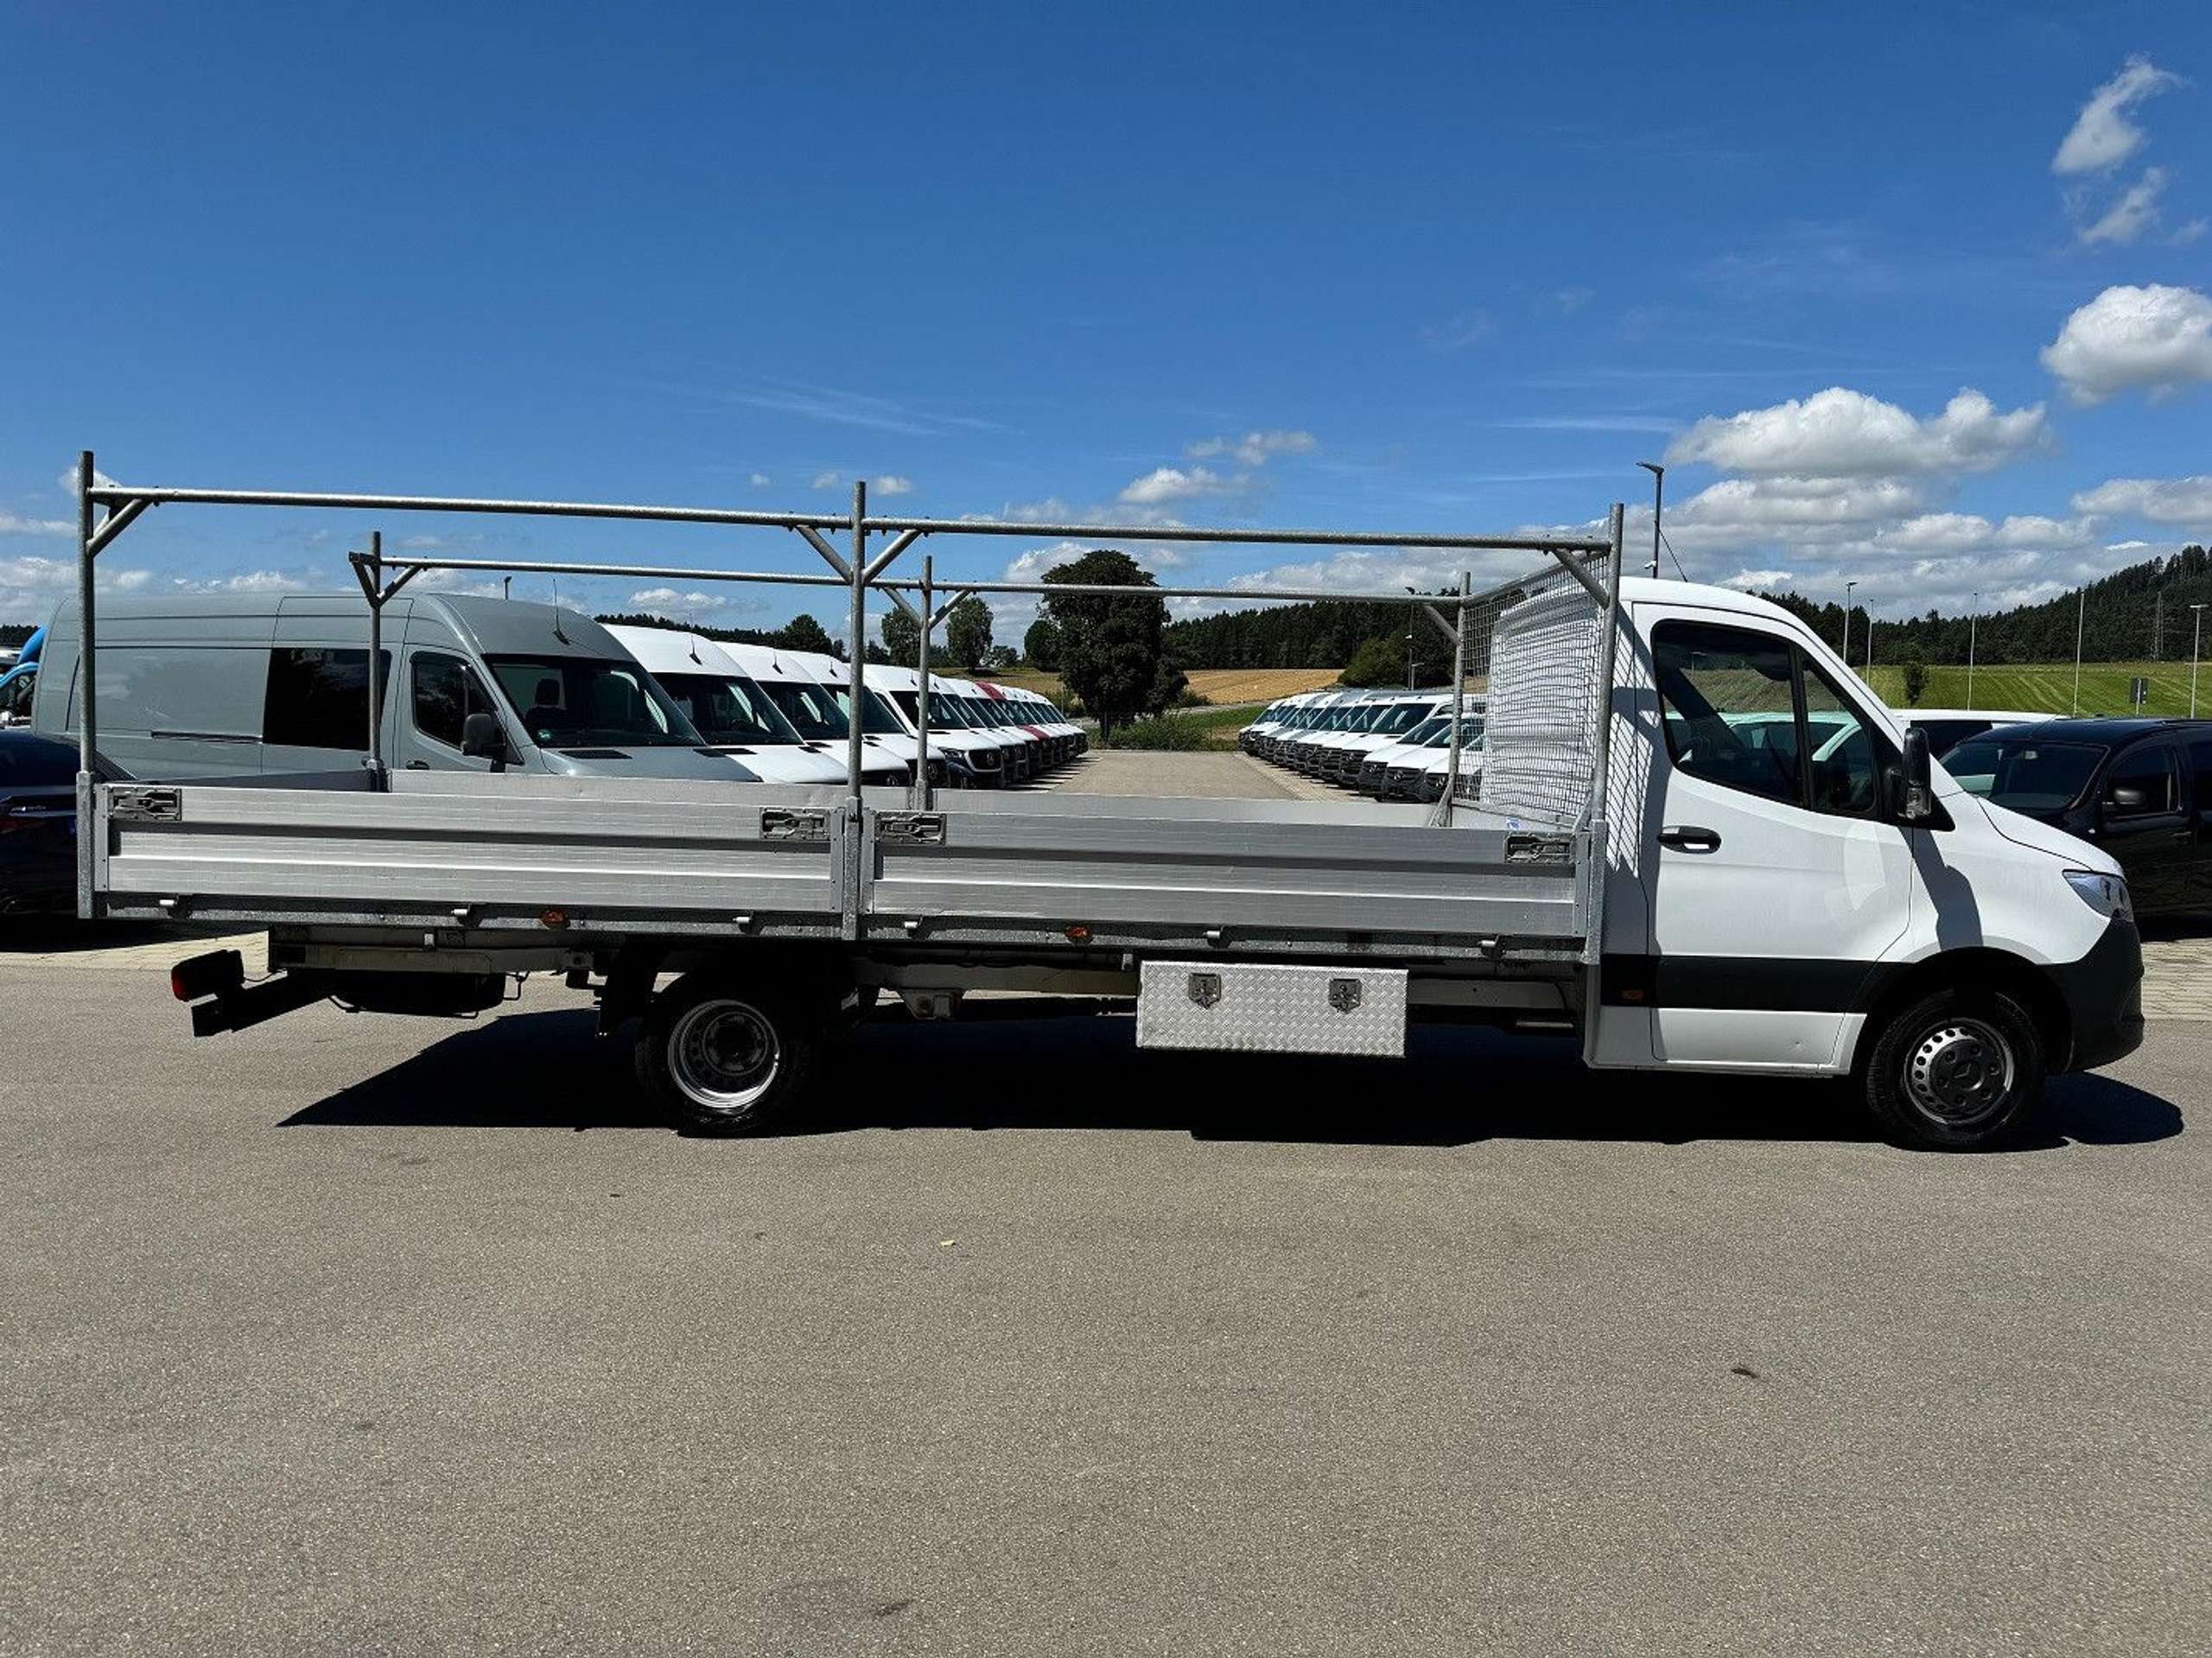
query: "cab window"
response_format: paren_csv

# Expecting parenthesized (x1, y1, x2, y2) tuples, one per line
(1654, 619, 1885, 817)
(410, 652, 498, 751)
(2104, 743, 2178, 820)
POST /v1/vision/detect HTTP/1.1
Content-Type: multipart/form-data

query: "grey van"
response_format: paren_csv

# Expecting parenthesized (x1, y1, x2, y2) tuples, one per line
(33, 593, 758, 783)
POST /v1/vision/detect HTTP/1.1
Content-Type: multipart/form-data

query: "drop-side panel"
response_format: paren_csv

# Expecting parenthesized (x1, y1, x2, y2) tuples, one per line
(864, 803, 1584, 944)
(96, 776, 847, 930)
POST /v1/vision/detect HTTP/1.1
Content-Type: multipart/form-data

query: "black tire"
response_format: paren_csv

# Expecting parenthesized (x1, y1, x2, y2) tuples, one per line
(1861, 986, 2044, 1151)
(633, 974, 815, 1134)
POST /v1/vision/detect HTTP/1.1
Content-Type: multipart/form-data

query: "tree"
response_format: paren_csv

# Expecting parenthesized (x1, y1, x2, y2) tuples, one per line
(944, 594, 993, 670)
(880, 606, 920, 665)
(1891, 644, 1929, 706)
(982, 645, 1018, 671)
(776, 613, 836, 657)
(1039, 549, 1176, 735)
(1338, 631, 1449, 689)
(1024, 617, 1063, 673)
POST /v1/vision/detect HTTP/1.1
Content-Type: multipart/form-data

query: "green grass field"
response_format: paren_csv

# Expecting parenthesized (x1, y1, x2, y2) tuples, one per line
(1858, 661, 2212, 720)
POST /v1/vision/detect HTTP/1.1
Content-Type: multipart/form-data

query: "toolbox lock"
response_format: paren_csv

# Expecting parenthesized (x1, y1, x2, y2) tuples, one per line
(1186, 972, 1223, 1008)
(1328, 978, 1363, 1013)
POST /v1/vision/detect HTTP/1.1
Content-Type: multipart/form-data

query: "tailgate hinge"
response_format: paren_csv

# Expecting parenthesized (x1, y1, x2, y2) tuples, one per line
(760, 807, 830, 842)
(876, 811, 947, 847)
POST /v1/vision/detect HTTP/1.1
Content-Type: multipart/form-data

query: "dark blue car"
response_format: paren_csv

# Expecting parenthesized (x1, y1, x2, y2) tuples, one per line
(0, 730, 77, 916)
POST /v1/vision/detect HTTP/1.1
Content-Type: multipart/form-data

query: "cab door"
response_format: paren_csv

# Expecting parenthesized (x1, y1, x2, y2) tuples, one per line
(1630, 605, 1914, 1070)
(2094, 738, 2190, 912)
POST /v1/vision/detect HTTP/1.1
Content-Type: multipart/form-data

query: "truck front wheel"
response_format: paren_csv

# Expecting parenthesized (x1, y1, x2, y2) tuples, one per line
(1861, 986, 2044, 1152)
(634, 975, 815, 1134)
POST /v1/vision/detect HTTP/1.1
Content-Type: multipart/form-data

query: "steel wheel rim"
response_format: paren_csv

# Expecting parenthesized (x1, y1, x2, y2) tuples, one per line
(1904, 1016, 2015, 1125)
(669, 999, 779, 1112)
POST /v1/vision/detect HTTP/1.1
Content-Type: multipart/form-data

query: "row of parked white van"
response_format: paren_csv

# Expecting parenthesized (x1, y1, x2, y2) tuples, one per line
(1240, 688, 1486, 803)
(27, 592, 1085, 788)
(610, 627, 1087, 788)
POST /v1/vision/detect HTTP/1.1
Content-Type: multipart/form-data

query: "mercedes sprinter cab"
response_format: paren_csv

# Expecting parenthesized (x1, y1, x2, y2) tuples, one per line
(780, 651, 949, 789)
(974, 679, 1057, 772)
(33, 593, 758, 782)
(1278, 690, 1364, 768)
(932, 675, 1037, 781)
(1014, 686, 1086, 759)
(868, 666, 1011, 787)
(1289, 691, 1387, 775)
(607, 626, 847, 785)
(1241, 692, 1318, 756)
(1314, 691, 1452, 785)
(1255, 692, 1332, 764)
(1363, 702, 1487, 799)
(714, 642, 908, 788)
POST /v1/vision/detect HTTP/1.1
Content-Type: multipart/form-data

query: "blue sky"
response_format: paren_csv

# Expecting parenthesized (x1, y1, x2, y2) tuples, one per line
(3, 1, 2208, 645)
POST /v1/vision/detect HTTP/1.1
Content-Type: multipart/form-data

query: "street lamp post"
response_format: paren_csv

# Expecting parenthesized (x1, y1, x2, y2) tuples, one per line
(2193, 605, 2207, 717)
(1403, 588, 1419, 693)
(1842, 580, 1857, 668)
(1637, 461, 1663, 580)
(2072, 589, 2084, 715)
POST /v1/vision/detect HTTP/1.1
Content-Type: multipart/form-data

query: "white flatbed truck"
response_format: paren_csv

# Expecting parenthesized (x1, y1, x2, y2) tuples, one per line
(55, 457, 2143, 1151)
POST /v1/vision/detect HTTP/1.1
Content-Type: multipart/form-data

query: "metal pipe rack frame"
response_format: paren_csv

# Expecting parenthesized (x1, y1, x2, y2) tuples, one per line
(70, 452, 1625, 960)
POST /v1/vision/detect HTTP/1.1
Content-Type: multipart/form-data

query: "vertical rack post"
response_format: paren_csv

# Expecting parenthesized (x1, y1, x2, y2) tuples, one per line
(74, 450, 97, 918)
(1579, 504, 1627, 1073)
(365, 530, 385, 789)
(915, 552, 934, 808)
(1440, 569, 1471, 825)
(846, 480, 868, 807)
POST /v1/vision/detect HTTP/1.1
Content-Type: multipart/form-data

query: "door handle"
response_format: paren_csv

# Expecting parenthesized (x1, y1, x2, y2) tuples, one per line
(1659, 824, 1721, 852)
(405, 760, 429, 770)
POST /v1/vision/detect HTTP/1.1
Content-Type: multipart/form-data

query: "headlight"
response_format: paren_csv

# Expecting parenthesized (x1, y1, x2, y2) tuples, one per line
(2063, 868, 2133, 922)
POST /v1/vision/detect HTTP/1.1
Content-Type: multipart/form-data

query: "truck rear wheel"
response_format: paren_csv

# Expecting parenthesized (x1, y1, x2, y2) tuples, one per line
(634, 974, 814, 1134)
(1861, 986, 2044, 1152)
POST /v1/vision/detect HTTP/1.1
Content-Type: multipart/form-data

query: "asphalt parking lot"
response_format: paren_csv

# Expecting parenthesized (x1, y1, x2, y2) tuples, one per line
(3, 926, 2207, 1655)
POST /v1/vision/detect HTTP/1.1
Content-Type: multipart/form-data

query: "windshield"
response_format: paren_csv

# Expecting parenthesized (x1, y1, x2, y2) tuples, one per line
(829, 683, 911, 736)
(1942, 738, 2103, 812)
(1371, 702, 1434, 735)
(487, 656, 702, 748)
(653, 671, 803, 746)
(758, 678, 849, 740)
(1424, 717, 1484, 749)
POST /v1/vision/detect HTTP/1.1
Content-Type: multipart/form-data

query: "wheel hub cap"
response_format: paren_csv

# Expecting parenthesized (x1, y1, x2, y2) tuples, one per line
(1905, 1019, 2014, 1124)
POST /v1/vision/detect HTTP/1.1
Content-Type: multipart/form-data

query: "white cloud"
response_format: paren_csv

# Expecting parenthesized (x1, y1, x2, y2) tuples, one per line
(1873, 512, 2096, 554)
(57, 464, 119, 499)
(874, 474, 915, 496)
(398, 534, 446, 549)
(1118, 465, 1235, 505)
(1666, 387, 2049, 477)
(2041, 283, 2212, 403)
(0, 510, 73, 537)
(1719, 569, 1792, 591)
(1420, 312, 1492, 352)
(2079, 166, 2171, 246)
(628, 587, 727, 610)
(1669, 475, 1927, 537)
(810, 470, 841, 490)
(2053, 56, 2182, 176)
(210, 570, 306, 594)
(1185, 429, 1317, 467)
(2072, 475, 2212, 530)
(749, 472, 772, 487)
(1554, 286, 1595, 314)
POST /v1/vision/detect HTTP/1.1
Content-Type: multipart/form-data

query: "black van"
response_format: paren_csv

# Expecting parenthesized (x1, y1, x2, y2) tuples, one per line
(1939, 717, 2212, 915)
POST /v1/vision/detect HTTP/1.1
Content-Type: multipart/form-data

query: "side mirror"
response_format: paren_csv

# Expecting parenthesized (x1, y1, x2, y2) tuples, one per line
(2106, 783, 2149, 815)
(461, 711, 510, 769)
(1893, 726, 1934, 823)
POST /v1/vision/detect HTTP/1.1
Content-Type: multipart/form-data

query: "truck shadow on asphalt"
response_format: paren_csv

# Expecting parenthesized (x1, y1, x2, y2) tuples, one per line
(282, 1008, 2184, 1153)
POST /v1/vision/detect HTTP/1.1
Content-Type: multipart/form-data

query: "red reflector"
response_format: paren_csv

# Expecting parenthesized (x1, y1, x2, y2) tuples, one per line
(169, 949, 244, 1002)
(539, 908, 569, 930)
(1064, 924, 1091, 943)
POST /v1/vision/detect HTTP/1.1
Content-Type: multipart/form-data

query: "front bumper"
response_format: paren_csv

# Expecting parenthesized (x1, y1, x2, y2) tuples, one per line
(2050, 917, 2145, 1071)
